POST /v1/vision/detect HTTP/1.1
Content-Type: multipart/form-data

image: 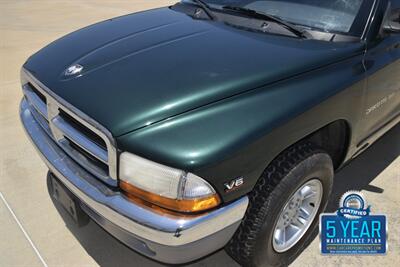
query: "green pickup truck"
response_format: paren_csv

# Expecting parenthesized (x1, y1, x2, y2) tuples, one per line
(20, 0, 399, 266)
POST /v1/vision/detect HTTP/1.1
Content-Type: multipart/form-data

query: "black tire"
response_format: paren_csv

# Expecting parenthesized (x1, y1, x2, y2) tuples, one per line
(225, 142, 334, 267)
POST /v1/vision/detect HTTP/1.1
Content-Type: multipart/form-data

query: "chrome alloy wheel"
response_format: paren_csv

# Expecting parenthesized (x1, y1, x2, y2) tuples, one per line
(272, 179, 323, 253)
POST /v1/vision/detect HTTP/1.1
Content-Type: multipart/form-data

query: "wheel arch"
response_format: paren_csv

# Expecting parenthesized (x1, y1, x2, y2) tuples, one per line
(304, 119, 351, 170)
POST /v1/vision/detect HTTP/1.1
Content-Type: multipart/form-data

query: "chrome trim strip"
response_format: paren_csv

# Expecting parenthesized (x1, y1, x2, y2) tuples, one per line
(27, 100, 52, 136)
(23, 84, 47, 118)
(52, 116, 108, 163)
(361, 0, 378, 40)
(20, 98, 249, 246)
(21, 68, 118, 183)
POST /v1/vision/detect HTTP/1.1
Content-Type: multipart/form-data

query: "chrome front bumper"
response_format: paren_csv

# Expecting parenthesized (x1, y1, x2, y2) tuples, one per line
(20, 98, 248, 264)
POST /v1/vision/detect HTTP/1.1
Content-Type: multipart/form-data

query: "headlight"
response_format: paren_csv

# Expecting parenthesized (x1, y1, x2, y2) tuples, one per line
(119, 152, 221, 213)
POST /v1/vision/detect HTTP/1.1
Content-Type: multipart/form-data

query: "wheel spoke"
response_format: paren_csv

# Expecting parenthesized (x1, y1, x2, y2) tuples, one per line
(274, 227, 286, 244)
(300, 185, 312, 197)
(297, 215, 307, 225)
(276, 218, 285, 230)
(282, 227, 287, 243)
(302, 187, 317, 200)
(287, 223, 300, 237)
(299, 206, 311, 218)
(290, 221, 301, 230)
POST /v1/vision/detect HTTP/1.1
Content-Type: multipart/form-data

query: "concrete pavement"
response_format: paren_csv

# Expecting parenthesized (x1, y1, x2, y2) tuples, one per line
(1, 1, 399, 266)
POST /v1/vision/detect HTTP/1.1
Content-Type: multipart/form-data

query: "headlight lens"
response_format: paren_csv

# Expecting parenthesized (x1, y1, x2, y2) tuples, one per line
(119, 152, 220, 213)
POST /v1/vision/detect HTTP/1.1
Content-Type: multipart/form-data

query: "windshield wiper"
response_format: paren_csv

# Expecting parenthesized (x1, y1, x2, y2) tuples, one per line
(222, 5, 308, 38)
(191, 0, 216, 20)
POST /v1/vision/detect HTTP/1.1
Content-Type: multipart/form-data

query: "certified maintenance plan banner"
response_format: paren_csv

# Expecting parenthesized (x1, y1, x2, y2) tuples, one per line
(320, 191, 387, 254)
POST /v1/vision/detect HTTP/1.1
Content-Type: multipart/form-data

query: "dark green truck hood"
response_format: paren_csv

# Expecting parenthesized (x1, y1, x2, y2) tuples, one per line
(24, 7, 364, 136)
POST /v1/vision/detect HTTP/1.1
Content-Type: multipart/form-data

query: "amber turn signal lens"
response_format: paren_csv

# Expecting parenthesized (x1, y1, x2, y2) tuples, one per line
(120, 181, 221, 213)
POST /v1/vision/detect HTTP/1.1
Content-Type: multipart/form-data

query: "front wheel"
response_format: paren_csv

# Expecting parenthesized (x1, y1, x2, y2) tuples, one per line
(226, 142, 334, 267)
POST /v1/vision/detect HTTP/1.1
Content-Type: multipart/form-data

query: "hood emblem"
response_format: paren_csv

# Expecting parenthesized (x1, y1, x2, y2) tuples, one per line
(65, 64, 83, 76)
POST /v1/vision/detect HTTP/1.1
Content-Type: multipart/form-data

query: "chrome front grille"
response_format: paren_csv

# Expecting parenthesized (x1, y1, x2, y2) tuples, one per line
(22, 70, 118, 186)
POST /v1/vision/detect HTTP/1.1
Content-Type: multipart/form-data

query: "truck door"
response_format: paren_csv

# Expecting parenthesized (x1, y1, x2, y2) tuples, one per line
(363, 0, 400, 139)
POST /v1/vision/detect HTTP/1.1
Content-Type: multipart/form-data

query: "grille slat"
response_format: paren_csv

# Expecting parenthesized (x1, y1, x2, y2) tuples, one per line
(58, 109, 107, 150)
(59, 138, 110, 182)
(23, 84, 48, 119)
(52, 116, 108, 164)
(22, 74, 117, 186)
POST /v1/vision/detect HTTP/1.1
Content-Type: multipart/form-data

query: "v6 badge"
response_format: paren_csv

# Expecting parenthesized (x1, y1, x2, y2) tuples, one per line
(224, 177, 244, 192)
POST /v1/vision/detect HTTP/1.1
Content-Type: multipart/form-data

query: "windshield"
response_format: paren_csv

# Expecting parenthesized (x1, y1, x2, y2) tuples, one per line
(202, 0, 372, 35)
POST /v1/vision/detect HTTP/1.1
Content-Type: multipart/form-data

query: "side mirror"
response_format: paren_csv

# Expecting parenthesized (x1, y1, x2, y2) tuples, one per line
(383, 21, 400, 33)
(383, 9, 400, 33)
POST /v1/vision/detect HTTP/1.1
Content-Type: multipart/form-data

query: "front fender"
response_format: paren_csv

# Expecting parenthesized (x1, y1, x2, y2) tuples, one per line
(117, 54, 366, 202)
